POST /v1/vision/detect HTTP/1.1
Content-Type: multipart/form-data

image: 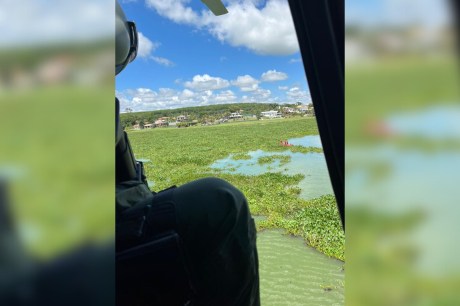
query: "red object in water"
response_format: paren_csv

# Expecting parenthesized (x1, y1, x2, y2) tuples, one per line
(279, 139, 294, 146)
(365, 120, 395, 138)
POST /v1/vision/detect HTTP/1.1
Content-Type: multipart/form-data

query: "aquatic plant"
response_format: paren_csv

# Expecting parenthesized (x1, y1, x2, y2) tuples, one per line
(257, 154, 291, 166)
(128, 117, 344, 260)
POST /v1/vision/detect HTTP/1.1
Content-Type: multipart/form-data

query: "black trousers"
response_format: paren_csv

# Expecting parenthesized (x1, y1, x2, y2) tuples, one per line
(116, 177, 260, 306)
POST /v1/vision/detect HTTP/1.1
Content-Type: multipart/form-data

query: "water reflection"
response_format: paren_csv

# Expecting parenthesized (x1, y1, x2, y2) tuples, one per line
(210, 147, 333, 200)
(288, 135, 323, 148)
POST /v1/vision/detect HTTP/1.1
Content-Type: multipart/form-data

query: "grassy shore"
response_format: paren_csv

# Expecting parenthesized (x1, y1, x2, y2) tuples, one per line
(128, 117, 345, 260)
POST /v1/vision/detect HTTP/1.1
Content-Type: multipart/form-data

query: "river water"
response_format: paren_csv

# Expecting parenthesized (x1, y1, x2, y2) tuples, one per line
(258, 230, 344, 305)
(211, 135, 344, 305)
(210, 136, 333, 200)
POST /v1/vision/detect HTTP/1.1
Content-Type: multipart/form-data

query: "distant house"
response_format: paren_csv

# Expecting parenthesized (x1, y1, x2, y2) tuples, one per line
(296, 104, 314, 114)
(229, 112, 243, 119)
(296, 104, 307, 112)
(144, 123, 154, 129)
(154, 118, 168, 127)
(176, 115, 188, 122)
(35, 55, 73, 85)
(282, 107, 296, 114)
(261, 110, 281, 118)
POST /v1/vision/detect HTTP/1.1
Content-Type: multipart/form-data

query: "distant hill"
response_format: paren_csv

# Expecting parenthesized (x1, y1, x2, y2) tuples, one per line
(119, 102, 303, 128)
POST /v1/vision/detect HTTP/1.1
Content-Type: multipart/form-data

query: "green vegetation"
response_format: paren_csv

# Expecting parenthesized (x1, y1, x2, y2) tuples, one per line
(233, 153, 252, 160)
(258, 195, 345, 260)
(257, 154, 291, 166)
(1, 86, 114, 258)
(128, 117, 344, 260)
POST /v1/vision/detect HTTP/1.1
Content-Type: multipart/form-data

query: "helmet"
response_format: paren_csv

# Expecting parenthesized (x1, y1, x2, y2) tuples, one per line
(116, 1, 138, 75)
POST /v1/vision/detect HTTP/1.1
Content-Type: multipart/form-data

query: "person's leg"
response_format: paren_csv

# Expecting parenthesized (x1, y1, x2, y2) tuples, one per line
(172, 177, 260, 306)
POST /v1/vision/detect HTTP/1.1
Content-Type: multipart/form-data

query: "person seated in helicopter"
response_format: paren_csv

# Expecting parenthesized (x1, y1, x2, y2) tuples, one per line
(115, 2, 260, 305)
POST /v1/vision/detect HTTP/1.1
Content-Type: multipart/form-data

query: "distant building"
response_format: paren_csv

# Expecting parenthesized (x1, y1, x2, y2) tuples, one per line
(154, 118, 168, 127)
(296, 104, 314, 113)
(282, 107, 296, 114)
(261, 110, 281, 118)
(176, 115, 188, 122)
(229, 112, 243, 119)
(144, 123, 154, 129)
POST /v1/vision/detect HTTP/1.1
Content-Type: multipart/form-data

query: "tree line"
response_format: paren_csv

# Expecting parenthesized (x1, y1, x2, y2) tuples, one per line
(119, 102, 305, 128)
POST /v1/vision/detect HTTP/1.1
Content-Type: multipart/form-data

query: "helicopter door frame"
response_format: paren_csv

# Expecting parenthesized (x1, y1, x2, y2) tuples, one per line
(288, 0, 344, 229)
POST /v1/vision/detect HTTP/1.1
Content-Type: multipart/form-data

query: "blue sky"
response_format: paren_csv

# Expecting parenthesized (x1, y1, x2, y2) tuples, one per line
(115, 0, 312, 112)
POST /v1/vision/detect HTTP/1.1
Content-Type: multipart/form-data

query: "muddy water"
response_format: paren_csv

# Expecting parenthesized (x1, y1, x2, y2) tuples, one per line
(211, 135, 344, 305)
(257, 230, 344, 306)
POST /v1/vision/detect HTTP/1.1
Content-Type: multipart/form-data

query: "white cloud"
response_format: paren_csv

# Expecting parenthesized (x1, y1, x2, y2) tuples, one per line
(286, 86, 302, 96)
(137, 32, 159, 58)
(151, 56, 175, 67)
(204, 0, 299, 55)
(231, 75, 259, 92)
(239, 87, 273, 103)
(214, 90, 237, 103)
(145, 0, 299, 55)
(288, 58, 302, 64)
(120, 87, 182, 111)
(184, 74, 230, 91)
(118, 71, 304, 111)
(180, 89, 195, 98)
(137, 88, 154, 94)
(136, 32, 175, 66)
(252, 88, 271, 99)
(146, 0, 200, 25)
(261, 69, 288, 82)
(286, 86, 311, 103)
(119, 86, 242, 111)
(240, 87, 272, 103)
(158, 87, 176, 96)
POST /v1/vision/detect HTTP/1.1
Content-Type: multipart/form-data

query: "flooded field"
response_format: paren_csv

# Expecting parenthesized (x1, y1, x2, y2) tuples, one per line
(129, 119, 344, 305)
(210, 135, 344, 305)
(211, 136, 333, 200)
